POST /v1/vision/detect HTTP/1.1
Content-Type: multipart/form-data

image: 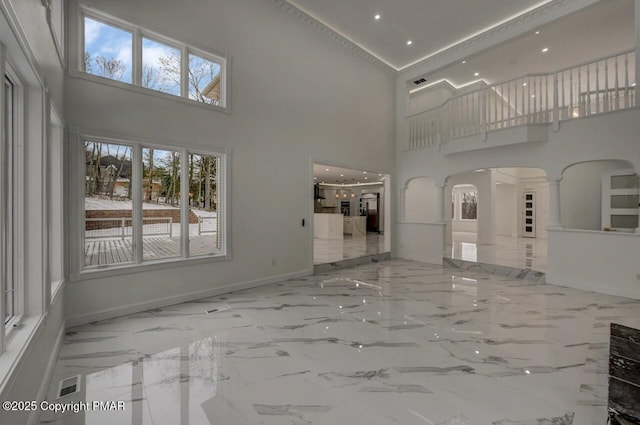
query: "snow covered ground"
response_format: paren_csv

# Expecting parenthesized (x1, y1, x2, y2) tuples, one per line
(85, 196, 216, 217)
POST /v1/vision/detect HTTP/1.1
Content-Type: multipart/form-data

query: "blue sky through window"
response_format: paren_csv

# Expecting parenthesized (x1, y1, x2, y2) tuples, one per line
(142, 38, 181, 96)
(189, 54, 221, 104)
(84, 17, 132, 83)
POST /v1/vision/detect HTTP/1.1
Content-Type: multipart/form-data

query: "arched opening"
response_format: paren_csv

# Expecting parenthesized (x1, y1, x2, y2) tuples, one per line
(404, 177, 439, 222)
(561, 160, 637, 232)
(445, 167, 548, 271)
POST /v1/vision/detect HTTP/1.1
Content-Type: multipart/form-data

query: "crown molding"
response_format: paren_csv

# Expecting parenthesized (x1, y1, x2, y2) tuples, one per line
(399, 0, 600, 77)
(269, 0, 397, 75)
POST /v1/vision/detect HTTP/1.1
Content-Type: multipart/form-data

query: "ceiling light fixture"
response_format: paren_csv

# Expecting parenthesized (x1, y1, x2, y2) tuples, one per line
(364, 177, 368, 180)
(462, 60, 467, 64)
(523, 82, 527, 86)
(474, 72, 479, 77)
(541, 47, 549, 53)
(374, 14, 381, 20)
(340, 174, 344, 177)
(363, 171, 367, 174)
(406, 40, 413, 46)
(535, 30, 540, 35)
(325, 168, 330, 171)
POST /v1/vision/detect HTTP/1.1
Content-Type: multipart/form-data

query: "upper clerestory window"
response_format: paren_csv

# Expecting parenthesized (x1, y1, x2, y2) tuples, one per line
(79, 8, 227, 109)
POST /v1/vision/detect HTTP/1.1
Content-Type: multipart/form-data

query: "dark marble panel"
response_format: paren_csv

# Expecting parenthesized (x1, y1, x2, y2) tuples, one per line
(612, 323, 640, 345)
(611, 335, 640, 363)
(610, 354, 640, 386)
(609, 323, 640, 424)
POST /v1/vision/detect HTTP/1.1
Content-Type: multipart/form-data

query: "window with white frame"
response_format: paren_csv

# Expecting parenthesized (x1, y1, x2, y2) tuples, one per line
(79, 8, 226, 108)
(82, 137, 226, 270)
(452, 186, 478, 221)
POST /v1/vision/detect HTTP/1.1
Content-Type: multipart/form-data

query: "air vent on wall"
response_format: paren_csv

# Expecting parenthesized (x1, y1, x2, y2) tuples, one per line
(57, 375, 81, 398)
(414, 78, 427, 85)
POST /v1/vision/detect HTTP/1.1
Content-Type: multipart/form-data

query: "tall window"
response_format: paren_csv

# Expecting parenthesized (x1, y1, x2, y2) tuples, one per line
(2, 75, 16, 324)
(82, 138, 226, 270)
(79, 9, 227, 108)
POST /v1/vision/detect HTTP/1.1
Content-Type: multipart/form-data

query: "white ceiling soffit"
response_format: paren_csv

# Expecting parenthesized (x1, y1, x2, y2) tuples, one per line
(271, 0, 602, 76)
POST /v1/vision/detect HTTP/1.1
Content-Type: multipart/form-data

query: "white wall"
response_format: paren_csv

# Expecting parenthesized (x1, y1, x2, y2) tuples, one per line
(496, 183, 517, 237)
(64, 0, 395, 323)
(396, 223, 445, 265)
(561, 160, 631, 230)
(547, 229, 640, 299)
(404, 177, 438, 222)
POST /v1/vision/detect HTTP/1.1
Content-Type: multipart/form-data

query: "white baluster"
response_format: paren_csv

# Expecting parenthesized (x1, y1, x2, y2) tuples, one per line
(615, 56, 620, 111)
(586, 65, 591, 115)
(596, 62, 600, 114)
(561, 72, 565, 120)
(553, 73, 559, 131)
(625, 54, 630, 108)
(604, 59, 609, 112)
(569, 70, 574, 118)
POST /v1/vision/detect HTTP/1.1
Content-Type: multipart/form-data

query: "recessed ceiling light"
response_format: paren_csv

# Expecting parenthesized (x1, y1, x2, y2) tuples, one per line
(364, 177, 368, 180)
(474, 72, 479, 77)
(633, 83, 637, 87)
(406, 40, 413, 46)
(523, 82, 527, 86)
(541, 47, 549, 53)
(374, 14, 381, 20)
(325, 168, 330, 171)
(340, 174, 344, 177)
(462, 60, 467, 64)
(535, 30, 540, 35)
(531, 94, 536, 98)
(314, 177, 317, 179)
(378, 174, 382, 176)
(363, 171, 367, 174)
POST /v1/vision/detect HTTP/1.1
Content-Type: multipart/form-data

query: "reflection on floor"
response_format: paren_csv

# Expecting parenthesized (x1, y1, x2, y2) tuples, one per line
(39, 259, 640, 425)
(447, 232, 548, 272)
(314, 233, 387, 265)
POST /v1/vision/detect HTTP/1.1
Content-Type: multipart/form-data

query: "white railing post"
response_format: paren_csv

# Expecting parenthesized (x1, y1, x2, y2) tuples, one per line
(553, 72, 559, 131)
(169, 217, 173, 238)
(121, 218, 125, 240)
(604, 59, 610, 112)
(480, 89, 487, 140)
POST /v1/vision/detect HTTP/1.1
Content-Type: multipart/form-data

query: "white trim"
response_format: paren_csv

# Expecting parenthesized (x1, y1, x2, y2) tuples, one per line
(42, 0, 64, 67)
(0, 315, 46, 396)
(66, 269, 312, 328)
(26, 322, 65, 425)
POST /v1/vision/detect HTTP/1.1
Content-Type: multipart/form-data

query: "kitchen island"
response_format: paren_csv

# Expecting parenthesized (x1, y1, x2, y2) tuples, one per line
(314, 213, 344, 239)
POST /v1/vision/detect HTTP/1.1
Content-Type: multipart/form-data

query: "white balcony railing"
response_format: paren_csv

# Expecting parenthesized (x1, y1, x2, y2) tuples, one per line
(406, 50, 637, 150)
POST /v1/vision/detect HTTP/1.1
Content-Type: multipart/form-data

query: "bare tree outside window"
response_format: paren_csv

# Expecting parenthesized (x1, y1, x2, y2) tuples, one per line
(461, 191, 477, 220)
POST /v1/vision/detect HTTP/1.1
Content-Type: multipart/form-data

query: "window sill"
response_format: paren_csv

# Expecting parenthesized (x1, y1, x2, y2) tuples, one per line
(68, 69, 231, 114)
(0, 315, 45, 396)
(70, 253, 232, 282)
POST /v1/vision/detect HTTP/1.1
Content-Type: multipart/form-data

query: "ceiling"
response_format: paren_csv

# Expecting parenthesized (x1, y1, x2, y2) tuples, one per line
(288, 0, 553, 70)
(313, 163, 385, 186)
(409, 0, 634, 90)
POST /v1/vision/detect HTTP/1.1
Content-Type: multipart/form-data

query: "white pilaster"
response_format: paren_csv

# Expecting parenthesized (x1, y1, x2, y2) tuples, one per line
(547, 176, 563, 229)
(435, 183, 445, 223)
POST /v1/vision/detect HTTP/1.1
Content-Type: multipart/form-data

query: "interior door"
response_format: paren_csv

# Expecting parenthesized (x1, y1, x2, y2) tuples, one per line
(523, 192, 536, 238)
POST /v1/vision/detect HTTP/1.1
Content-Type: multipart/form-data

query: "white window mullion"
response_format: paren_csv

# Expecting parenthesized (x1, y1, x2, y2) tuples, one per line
(132, 144, 143, 263)
(42, 91, 51, 312)
(133, 29, 142, 87)
(0, 43, 6, 352)
(180, 149, 189, 258)
(181, 46, 188, 98)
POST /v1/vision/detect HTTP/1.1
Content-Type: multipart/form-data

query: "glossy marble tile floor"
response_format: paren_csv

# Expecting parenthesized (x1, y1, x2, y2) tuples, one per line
(314, 233, 387, 265)
(447, 232, 548, 272)
(40, 259, 640, 425)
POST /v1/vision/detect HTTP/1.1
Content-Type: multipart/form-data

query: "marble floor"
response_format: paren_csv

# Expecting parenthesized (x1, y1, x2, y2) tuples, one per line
(314, 233, 387, 265)
(447, 232, 548, 272)
(39, 259, 640, 425)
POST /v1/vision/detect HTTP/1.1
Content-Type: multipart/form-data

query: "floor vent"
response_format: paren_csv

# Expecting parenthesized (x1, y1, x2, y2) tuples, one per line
(57, 375, 81, 398)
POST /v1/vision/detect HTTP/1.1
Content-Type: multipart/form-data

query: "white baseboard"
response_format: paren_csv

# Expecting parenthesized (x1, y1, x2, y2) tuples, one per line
(66, 269, 313, 327)
(547, 275, 640, 300)
(396, 254, 443, 266)
(27, 322, 66, 425)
